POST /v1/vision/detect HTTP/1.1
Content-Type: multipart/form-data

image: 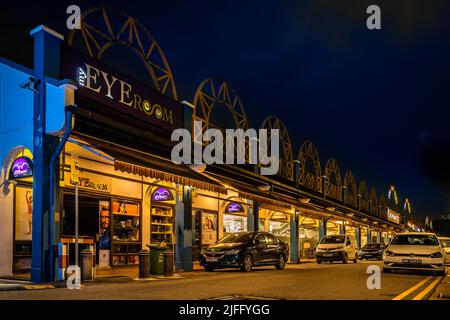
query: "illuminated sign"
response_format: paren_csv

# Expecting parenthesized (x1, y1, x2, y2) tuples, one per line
(151, 187, 173, 201)
(387, 208, 400, 224)
(65, 171, 111, 193)
(9, 157, 33, 180)
(60, 45, 184, 131)
(225, 202, 244, 213)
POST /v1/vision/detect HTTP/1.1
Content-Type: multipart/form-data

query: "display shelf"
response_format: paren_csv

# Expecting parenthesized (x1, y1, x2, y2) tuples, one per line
(150, 204, 174, 247)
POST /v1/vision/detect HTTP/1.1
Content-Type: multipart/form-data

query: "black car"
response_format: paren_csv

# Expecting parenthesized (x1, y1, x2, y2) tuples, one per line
(357, 243, 385, 260)
(199, 231, 289, 272)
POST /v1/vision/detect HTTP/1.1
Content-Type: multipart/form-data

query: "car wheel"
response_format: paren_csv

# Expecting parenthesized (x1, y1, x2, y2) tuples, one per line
(316, 260, 322, 264)
(342, 253, 348, 264)
(276, 254, 286, 270)
(204, 266, 215, 272)
(241, 254, 253, 272)
(383, 268, 391, 273)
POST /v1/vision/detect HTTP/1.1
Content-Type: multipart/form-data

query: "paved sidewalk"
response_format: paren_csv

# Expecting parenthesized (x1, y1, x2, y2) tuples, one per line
(430, 269, 450, 300)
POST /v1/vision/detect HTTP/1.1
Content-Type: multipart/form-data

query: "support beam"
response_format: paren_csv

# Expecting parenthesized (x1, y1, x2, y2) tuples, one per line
(289, 213, 299, 263)
(175, 186, 193, 271)
(355, 227, 361, 249)
(252, 201, 260, 232)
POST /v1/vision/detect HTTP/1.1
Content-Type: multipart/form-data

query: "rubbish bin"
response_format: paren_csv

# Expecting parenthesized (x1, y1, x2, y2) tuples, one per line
(164, 250, 174, 277)
(148, 245, 167, 275)
(81, 249, 93, 281)
(139, 250, 150, 278)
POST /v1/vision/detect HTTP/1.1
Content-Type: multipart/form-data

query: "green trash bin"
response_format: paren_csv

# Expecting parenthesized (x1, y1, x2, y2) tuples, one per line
(148, 245, 167, 275)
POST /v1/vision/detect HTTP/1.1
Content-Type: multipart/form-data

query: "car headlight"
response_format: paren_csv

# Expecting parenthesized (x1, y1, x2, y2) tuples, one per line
(225, 249, 241, 255)
(430, 252, 443, 258)
(384, 250, 395, 257)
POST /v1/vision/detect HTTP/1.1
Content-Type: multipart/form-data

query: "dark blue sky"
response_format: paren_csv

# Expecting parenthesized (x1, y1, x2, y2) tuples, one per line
(2, 0, 450, 218)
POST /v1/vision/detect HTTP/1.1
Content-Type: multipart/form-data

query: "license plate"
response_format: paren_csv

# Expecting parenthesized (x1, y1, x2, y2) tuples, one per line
(402, 259, 422, 264)
(206, 256, 219, 262)
(324, 253, 333, 257)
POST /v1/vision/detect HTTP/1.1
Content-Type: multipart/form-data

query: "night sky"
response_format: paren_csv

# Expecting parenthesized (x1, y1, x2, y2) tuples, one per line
(1, 0, 450, 219)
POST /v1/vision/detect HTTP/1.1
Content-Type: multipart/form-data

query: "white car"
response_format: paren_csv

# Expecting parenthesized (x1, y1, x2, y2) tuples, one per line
(438, 237, 450, 265)
(315, 234, 357, 264)
(383, 232, 446, 275)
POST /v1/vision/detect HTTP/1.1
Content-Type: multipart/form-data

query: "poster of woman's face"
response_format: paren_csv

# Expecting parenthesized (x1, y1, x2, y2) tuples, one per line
(15, 186, 33, 241)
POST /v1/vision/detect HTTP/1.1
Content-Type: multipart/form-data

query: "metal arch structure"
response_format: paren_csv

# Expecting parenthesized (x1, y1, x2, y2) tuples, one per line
(192, 77, 249, 133)
(324, 158, 342, 200)
(343, 170, 357, 207)
(369, 187, 378, 217)
(260, 116, 294, 180)
(297, 141, 322, 192)
(379, 194, 387, 220)
(358, 180, 369, 212)
(67, 6, 178, 100)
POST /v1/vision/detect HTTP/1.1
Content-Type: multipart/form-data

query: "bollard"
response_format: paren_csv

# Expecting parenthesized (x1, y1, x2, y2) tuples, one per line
(139, 249, 151, 278)
(164, 250, 174, 277)
(81, 249, 93, 281)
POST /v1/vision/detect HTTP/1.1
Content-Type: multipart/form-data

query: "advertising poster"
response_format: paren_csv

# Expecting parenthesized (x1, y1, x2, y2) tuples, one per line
(201, 213, 217, 245)
(98, 200, 111, 267)
(15, 186, 33, 241)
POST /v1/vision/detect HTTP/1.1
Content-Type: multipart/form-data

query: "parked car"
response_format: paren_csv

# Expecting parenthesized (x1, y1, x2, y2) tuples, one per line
(199, 231, 289, 272)
(383, 232, 446, 275)
(357, 243, 385, 260)
(315, 234, 357, 264)
(438, 237, 450, 265)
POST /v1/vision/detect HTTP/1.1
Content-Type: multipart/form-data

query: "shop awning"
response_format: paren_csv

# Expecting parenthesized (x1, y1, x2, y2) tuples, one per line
(206, 173, 291, 210)
(71, 134, 228, 194)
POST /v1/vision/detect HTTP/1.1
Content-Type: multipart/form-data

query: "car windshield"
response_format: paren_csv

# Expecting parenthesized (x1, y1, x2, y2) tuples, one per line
(363, 244, 381, 250)
(320, 235, 345, 244)
(218, 233, 250, 244)
(391, 234, 439, 246)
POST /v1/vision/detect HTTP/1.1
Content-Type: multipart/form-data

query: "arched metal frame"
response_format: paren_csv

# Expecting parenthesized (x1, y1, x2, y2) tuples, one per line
(260, 116, 293, 180)
(193, 77, 249, 132)
(343, 170, 357, 207)
(358, 180, 369, 212)
(67, 6, 177, 99)
(369, 187, 378, 216)
(324, 158, 342, 200)
(379, 194, 387, 220)
(297, 141, 322, 192)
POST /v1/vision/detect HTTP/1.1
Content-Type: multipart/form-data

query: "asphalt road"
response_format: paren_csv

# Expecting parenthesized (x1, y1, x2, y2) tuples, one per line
(0, 261, 446, 300)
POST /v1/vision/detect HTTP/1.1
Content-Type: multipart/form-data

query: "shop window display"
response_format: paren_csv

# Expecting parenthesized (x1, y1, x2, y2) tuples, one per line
(111, 200, 140, 265)
(223, 214, 247, 234)
(13, 185, 33, 273)
(150, 187, 175, 248)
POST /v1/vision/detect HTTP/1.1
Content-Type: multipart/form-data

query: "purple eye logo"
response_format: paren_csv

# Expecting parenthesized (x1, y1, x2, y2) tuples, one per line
(9, 157, 33, 180)
(225, 202, 244, 213)
(151, 187, 173, 201)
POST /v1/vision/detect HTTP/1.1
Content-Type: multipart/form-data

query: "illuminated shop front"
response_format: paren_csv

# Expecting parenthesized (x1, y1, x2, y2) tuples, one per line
(298, 217, 320, 259)
(259, 209, 292, 245)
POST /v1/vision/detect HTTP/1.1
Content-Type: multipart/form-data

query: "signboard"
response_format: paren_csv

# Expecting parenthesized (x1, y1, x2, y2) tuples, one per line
(225, 202, 244, 213)
(387, 208, 400, 224)
(65, 171, 111, 193)
(60, 45, 184, 131)
(151, 187, 174, 201)
(9, 157, 33, 180)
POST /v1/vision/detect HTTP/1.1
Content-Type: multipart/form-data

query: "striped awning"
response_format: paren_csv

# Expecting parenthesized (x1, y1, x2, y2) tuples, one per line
(114, 160, 227, 194)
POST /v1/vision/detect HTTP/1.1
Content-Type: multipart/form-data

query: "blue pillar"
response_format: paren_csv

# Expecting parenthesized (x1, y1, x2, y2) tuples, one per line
(377, 232, 381, 244)
(319, 218, 326, 240)
(253, 202, 260, 232)
(367, 228, 371, 244)
(175, 186, 192, 271)
(289, 213, 299, 263)
(247, 203, 254, 231)
(355, 227, 361, 249)
(339, 224, 345, 235)
(30, 25, 63, 283)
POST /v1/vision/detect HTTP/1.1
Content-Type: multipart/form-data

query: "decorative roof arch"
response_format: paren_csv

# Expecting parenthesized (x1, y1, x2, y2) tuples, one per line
(67, 6, 177, 99)
(260, 116, 293, 180)
(297, 141, 322, 192)
(343, 170, 357, 207)
(324, 158, 342, 200)
(192, 77, 249, 133)
(358, 180, 369, 212)
(379, 194, 387, 220)
(370, 187, 378, 216)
